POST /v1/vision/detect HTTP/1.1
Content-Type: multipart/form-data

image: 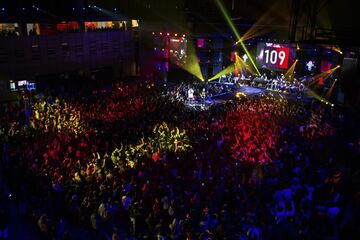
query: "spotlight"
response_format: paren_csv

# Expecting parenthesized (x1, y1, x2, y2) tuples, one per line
(339, 51, 343, 54)
(88, 5, 91, 8)
(337, 65, 340, 68)
(167, 33, 170, 36)
(82, 7, 85, 10)
(22, 7, 26, 10)
(94, 5, 97, 8)
(72, 7, 75, 10)
(1, 7, 5, 11)
(160, 32, 162, 35)
(331, 104, 334, 107)
(152, 32, 155, 35)
(174, 33, 178, 37)
(183, 34, 186, 37)
(114, 8, 117, 11)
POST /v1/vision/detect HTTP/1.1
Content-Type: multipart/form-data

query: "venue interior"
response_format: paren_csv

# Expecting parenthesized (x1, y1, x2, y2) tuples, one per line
(0, 0, 360, 239)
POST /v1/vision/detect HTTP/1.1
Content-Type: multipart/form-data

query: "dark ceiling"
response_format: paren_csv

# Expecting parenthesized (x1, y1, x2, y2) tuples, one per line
(0, 0, 357, 26)
(0, 0, 358, 40)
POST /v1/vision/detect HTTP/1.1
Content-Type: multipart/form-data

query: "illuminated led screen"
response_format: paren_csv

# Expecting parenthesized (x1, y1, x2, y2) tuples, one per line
(169, 37, 187, 66)
(256, 43, 296, 70)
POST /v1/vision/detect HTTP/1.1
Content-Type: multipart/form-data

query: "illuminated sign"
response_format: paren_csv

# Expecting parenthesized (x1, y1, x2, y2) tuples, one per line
(197, 38, 205, 48)
(304, 60, 317, 73)
(9, 80, 36, 91)
(256, 43, 295, 70)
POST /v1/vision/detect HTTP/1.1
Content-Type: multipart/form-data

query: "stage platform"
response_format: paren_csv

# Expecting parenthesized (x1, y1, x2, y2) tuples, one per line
(184, 85, 311, 110)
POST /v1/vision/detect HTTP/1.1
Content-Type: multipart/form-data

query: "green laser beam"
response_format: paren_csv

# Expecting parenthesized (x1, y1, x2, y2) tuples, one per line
(214, 0, 261, 76)
(209, 64, 235, 81)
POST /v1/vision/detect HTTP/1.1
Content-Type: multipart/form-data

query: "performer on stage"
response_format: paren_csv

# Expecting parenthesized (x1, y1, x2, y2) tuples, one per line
(188, 87, 194, 103)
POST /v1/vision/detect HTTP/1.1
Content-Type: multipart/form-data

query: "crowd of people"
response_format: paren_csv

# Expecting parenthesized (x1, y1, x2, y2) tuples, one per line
(218, 73, 306, 95)
(165, 82, 238, 107)
(1, 79, 359, 240)
(0, 25, 128, 38)
(0, 29, 20, 36)
(86, 26, 127, 33)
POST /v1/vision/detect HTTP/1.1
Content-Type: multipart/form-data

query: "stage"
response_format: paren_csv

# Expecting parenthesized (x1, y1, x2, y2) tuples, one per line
(184, 85, 310, 110)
